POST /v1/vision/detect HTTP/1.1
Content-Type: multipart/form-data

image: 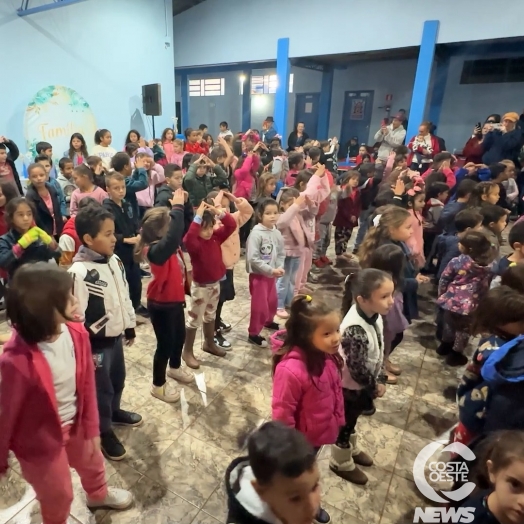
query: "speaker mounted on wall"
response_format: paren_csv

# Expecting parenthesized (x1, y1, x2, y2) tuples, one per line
(142, 84, 162, 116)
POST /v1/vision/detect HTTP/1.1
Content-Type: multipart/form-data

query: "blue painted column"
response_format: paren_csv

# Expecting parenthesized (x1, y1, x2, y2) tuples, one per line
(180, 72, 189, 133)
(275, 38, 290, 141)
(427, 55, 450, 129)
(317, 66, 334, 139)
(241, 70, 252, 132)
(406, 20, 440, 141)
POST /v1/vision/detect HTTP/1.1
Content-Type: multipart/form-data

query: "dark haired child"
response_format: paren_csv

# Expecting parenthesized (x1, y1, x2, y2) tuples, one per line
(491, 220, 524, 286)
(421, 151, 456, 188)
(57, 157, 77, 214)
(0, 198, 61, 279)
(454, 286, 524, 446)
(68, 204, 141, 461)
(480, 204, 508, 254)
(182, 201, 236, 368)
(0, 136, 23, 194)
(469, 181, 501, 208)
(35, 141, 57, 179)
(0, 263, 133, 524)
(184, 127, 207, 155)
(86, 155, 107, 190)
(35, 154, 68, 217)
(111, 152, 148, 220)
(70, 164, 108, 216)
(437, 231, 496, 366)
(271, 296, 342, 524)
(0, 181, 20, 236)
(422, 181, 450, 265)
(65, 132, 89, 166)
(226, 421, 323, 524)
(92, 129, 117, 170)
(246, 198, 285, 347)
(25, 163, 64, 238)
(103, 173, 148, 317)
(439, 178, 477, 235)
(332, 269, 394, 485)
(160, 128, 176, 163)
(135, 191, 194, 403)
(284, 152, 305, 186)
(183, 153, 229, 208)
(134, 148, 165, 217)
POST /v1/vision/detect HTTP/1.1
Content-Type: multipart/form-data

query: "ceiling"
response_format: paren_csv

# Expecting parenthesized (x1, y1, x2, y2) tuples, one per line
(173, 0, 207, 16)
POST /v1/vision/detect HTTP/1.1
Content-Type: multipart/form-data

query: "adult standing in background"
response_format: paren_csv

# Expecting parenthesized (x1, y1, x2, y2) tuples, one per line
(482, 112, 524, 166)
(463, 122, 491, 164)
(287, 122, 310, 152)
(373, 114, 406, 162)
(398, 109, 409, 133)
(0, 136, 23, 194)
(407, 122, 440, 172)
(262, 117, 277, 145)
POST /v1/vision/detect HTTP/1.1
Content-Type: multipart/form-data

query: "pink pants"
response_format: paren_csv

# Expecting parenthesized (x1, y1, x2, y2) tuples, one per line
(294, 247, 313, 294)
(249, 273, 277, 336)
(18, 424, 107, 524)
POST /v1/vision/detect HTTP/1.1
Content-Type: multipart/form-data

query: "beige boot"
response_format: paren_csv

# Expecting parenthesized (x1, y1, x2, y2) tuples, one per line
(202, 322, 226, 357)
(329, 444, 368, 485)
(182, 328, 200, 369)
(350, 433, 374, 467)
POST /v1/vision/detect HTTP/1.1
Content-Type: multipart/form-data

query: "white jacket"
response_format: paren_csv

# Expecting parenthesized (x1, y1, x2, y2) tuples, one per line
(69, 247, 136, 341)
(374, 125, 406, 161)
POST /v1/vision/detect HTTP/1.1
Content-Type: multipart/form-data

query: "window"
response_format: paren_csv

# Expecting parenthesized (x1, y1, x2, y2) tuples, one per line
(188, 78, 225, 96)
(460, 57, 524, 84)
(250, 74, 294, 94)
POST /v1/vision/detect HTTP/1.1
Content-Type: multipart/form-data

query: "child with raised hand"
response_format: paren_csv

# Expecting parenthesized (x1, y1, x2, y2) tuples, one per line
(271, 295, 343, 524)
(437, 230, 496, 366)
(233, 150, 261, 202)
(182, 200, 237, 368)
(205, 189, 253, 349)
(111, 152, 148, 220)
(92, 129, 117, 170)
(0, 197, 61, 279)
(331, 268, 394, 485)
(183, 153, 229, 208)
(0, 263, 133, 524)
(25, 162, 64, 238)
(86, 155, 107, 190)
(68, 204, 140, 461)
(70, 164, 108, 216)
(225, 421, 323, 524)
(135, 189, 194, 403)
(246, 198, 286, 348)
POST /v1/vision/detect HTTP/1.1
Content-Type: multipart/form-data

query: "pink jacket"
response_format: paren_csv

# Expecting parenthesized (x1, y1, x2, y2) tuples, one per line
(272, 347, 345, 447)
(233, 154, 260, 200)
(299, 174, 331, 244)
(0, 323, 99, 474)
(136, 164, 165, 208)
(162, 141, 176, 164)
(406, 209, 425, 267)
(277, 202, 309, 257)
(213, 198, 253, 268)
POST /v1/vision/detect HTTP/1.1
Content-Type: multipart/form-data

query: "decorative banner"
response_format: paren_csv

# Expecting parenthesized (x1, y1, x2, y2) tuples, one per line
(350, 99, 365, 121)
(23, 85, 97, 164)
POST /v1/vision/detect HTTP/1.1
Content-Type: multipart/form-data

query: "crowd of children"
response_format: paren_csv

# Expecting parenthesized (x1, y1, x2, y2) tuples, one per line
(2, 122, 524, 524)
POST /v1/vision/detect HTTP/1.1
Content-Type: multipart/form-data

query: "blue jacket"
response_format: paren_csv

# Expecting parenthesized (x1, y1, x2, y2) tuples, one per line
(124, 167, 148, 219)
(436, 234, 460, 279)
(482, 128, 524, 166)
(438, 201, 466, 235)
(458, 334, 524, 436)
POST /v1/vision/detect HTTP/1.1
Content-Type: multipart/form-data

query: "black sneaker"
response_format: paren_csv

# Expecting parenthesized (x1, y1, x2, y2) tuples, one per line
(362, 406, 376, 416)
(445, 351, 468, 367)
(215, 330, 232, 350)
(135, 305, 150, 318)
(248, 334, 268, 348)
(314, 507, 331, 524)
(436, 342, 453, 356)
(219, 319, 232, 333)
(264, 322, 280, 331)
(140, 268, 151, 278)
(112, 409, 143, 427)
(101, 430, 126, 461)
(307, 272, 319, 284)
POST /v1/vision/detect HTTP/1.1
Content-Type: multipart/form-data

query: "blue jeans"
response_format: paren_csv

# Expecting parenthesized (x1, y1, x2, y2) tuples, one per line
(277, 256, 301, 309)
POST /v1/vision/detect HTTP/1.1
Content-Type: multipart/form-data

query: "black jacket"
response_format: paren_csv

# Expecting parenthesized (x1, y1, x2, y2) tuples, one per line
(287, 131, 309, 152)
(0, 229, 60, 279)
(102, 198, 139, 266)
(154, 185, 194, 236)
(1, 140, 24, 194)
(458, 491, 500, 524)
(25, 183, 64, 237)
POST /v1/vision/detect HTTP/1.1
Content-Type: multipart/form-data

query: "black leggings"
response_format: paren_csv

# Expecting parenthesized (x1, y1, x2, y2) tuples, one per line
(390, 332, 404, 354)
(124, 260, 142, 310)
(335, 388, 374, 447)
(215, 300, 224, 331)
(149, 303, 186, 387)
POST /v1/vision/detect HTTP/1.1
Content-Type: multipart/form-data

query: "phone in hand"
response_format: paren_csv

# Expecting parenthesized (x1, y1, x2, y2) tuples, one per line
(382, 118, 389, 126)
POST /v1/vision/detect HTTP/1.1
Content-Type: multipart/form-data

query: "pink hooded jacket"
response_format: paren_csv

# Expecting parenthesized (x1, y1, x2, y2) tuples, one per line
(272, 347, 345, 447)
(233, 154, 261, 200)
(406, 209, 425, 268)
(277, 202, 309, 257)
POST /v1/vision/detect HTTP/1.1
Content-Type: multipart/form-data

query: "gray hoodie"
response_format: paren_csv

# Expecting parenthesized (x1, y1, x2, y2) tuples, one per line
(246, 224, 285, 277)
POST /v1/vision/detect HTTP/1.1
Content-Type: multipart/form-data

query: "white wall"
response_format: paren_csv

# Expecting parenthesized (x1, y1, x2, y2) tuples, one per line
(0, 0, 175, 162)
(173, 0, 524, 67)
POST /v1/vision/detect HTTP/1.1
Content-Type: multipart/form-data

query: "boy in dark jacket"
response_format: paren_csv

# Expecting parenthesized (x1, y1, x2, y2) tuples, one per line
(439, 178, 477, 234)
(0, 137, 23, 194)
(103, 173, 148, 317)
(183, 154, 229, 208)
(226, 421, 324, 524)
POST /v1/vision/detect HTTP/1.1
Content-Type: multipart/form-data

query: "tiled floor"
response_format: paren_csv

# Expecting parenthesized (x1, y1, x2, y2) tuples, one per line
(0, 247, 462, 524)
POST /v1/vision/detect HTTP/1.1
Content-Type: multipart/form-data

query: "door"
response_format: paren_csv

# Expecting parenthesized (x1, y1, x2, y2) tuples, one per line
(294, 93, 320, 140)
(340, 90, 374, 156)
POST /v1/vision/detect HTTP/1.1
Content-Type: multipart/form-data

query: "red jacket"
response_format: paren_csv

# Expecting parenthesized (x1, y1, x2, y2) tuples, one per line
(184, 141, 207, 155)
(61, 215, 82, 253)
(407, 134, 440, 166)
(0, 323, 99, 474)
(333, 187, 361, 228)
(184, 212, 236, 284)
(463, 137, 484, 164)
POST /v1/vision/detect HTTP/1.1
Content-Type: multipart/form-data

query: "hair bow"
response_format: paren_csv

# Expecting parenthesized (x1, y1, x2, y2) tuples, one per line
(304, 294, 312, 303)
(406, 177, 424, 196)
(373, 214, 382, 227)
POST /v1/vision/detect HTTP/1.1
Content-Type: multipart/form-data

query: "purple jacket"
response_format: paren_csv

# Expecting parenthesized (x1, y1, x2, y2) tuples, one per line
(272, 346, 345, 447)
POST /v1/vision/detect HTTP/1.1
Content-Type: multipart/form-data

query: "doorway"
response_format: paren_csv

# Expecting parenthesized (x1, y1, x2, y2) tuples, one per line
(294, 93, 320, 139)
(340, 90, 375, 155)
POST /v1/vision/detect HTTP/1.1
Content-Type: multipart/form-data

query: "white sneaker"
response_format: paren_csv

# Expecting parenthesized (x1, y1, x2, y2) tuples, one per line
(150, 384, 180, 403)
(276, 309, 289, 319)
(167, 366, 194, 384)
(87, 487, 133, 510)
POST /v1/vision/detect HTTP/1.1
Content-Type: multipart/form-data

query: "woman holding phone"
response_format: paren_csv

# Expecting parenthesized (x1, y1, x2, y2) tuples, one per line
(463, 121, 491, 164)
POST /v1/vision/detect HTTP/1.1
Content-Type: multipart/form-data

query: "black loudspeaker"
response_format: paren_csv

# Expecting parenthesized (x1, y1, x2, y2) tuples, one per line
(142, 84, 162, 116)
